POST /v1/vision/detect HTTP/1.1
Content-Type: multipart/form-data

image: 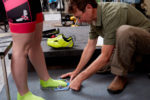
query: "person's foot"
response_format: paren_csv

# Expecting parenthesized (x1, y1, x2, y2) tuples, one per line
(107, 76, 127, 94)
(17, 91, 45, 100)
(40, 78, 67, 89)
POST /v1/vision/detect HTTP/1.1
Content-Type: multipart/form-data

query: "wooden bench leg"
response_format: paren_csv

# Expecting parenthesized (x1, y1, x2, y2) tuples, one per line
(1, 56, 11, 100)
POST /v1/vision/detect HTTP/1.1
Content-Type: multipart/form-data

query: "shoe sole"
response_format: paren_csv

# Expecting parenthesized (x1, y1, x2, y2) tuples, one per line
(107, 82, 128, 94)
(40, 86, 52, 90)
(107, 88, 124, 94)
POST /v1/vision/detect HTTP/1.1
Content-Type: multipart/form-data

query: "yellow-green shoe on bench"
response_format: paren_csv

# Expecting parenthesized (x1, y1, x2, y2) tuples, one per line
(47, 34, 74, 48)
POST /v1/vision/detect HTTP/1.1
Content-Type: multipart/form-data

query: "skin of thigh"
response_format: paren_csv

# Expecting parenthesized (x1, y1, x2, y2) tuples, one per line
(31, 22, 43, 45)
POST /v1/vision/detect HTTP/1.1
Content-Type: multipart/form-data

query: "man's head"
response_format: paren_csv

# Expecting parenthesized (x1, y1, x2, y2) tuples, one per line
(68, 0, 98, 24)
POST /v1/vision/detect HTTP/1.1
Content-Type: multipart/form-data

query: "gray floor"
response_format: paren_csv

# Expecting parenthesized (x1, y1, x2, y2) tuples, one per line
(0, 69, 150, 100)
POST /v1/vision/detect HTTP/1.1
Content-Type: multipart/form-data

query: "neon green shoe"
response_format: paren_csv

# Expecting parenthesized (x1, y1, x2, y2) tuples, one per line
(40, 78, 67, 89)
(47, 34, 63, 41)
(47, 34, 74, 48)
(17, 91, 45, 100)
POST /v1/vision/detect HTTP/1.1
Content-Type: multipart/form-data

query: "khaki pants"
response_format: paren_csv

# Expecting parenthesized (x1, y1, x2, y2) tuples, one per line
(111, 25, 150, 76)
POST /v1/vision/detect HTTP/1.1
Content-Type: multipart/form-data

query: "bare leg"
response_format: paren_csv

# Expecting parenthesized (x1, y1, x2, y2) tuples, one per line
(11, 33, 33, 95)
(28, 22, 67, 88)
(12, 22, 67, 97)
(28, 22, 50, 81)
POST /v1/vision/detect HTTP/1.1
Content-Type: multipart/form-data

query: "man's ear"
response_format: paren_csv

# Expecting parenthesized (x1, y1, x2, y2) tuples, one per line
(85, 4, 93, 10)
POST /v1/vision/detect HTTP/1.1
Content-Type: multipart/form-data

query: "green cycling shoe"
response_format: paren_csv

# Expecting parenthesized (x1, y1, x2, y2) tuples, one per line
(47, 34, 74, 48)
(40, 78, 67, 89)
(47, 34, 63, 41)
(17, 91, 45, 100)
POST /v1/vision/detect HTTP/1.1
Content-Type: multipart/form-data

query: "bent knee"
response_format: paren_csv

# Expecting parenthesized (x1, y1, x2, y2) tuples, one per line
(12, 44, 31, 57)
(116, 25, 135, 38)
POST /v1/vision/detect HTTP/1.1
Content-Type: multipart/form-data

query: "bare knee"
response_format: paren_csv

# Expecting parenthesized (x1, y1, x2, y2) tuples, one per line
(12, 44, 31, 59)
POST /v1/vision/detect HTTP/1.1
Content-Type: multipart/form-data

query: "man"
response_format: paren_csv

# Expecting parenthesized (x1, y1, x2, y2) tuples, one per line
(61, 0, 150, 94)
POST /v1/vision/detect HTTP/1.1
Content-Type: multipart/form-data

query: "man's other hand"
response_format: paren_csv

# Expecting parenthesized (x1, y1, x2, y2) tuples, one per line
(61, 71, 78, 81)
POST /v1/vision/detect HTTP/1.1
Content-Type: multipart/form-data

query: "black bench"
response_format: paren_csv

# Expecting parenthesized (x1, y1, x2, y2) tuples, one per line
(8, 26, 101, 70)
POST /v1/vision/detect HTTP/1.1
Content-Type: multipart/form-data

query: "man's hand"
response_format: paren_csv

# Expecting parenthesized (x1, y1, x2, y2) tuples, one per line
(61, 71, 82, 91)
(69, 76, 82, 91)
(61, 71, 78, 81)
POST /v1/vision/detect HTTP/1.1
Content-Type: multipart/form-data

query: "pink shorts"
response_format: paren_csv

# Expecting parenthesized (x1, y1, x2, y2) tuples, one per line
(2, 0, 44, 33)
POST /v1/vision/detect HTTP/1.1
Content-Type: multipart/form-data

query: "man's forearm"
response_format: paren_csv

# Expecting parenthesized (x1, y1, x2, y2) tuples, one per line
(76, 54, 109, 82)
(73, 45, 114, 87)
(74, 44, 96, 74)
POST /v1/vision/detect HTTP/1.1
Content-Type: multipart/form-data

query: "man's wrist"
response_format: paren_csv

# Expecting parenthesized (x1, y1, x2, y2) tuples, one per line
(77, 71, 87, 82)
(74, 69, 80, 74)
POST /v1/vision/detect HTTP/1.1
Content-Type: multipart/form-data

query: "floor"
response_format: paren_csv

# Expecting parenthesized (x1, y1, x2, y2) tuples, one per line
(1, 69, 150, 100)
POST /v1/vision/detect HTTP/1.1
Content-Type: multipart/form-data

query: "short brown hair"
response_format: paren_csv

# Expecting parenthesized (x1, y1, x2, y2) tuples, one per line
(68, 0, 98, 13)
